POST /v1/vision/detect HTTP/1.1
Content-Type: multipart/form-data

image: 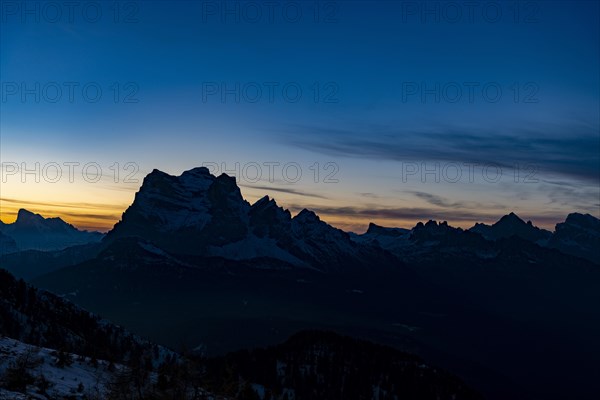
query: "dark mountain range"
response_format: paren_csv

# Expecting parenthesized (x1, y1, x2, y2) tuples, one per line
(469, 212, 552, 243)
(0, 209, 103, 253)
(4, 167, 600, 400)
(547, 212, 600, 264)
(354, 212, 599, 265)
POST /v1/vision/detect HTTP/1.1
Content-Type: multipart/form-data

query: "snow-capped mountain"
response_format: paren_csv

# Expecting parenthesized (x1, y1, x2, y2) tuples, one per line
(105, 168, 396, 272)
(0, 209, 103, 252)
(106, 168, 251, 254)
(350, 213, 600, 265)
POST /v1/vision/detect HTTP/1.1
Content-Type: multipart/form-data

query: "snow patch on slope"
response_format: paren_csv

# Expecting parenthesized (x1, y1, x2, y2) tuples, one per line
(208, 234, 307, 267)
(0, 336, 120, 399)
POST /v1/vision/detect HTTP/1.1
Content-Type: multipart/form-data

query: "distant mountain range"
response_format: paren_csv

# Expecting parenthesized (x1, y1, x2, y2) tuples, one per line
(2, 167, 599, 400)
(356, 211, 599, 265)
(0, 209, 102, 255)
(470, 212, 552, 242)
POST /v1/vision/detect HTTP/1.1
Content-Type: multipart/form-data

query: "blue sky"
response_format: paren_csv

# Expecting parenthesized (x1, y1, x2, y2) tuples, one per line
(1, 1, 598, 231)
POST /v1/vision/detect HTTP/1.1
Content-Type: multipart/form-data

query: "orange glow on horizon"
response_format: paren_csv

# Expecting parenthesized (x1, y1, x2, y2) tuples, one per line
(0, 200, 126, 233)
(1, 197, 562, 234)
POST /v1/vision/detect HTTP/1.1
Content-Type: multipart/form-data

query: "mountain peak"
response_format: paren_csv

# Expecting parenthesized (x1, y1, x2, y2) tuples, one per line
(181, 166, 211, 176)
(295, 209, 320, 223)
(145, 168, 171, 180)
(563, 213, 600, 229)
(16, 209, 72, 227)
(548, 213, 600, 264)
(414, 220, 455, 232)
(470, 212, 550, 242)
(107, 166, 249, 253)
(366, 222, 385, 234)
(497, 212, 525, 225)
(16, 208, 43, 223)
(253, 195, 271, 205)
(252, 195, 280, 210)
(365, 223, 409, 237)
(140, 168, 218, 198)
(420, 220, 450, 229)
(15, 209, 73, 229)
(5, 209, 102, 251)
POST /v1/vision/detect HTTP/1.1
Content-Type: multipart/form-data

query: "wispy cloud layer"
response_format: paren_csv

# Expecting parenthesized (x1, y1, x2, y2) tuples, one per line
(283, 122, 600, 183)
(240, 184, 329, 200)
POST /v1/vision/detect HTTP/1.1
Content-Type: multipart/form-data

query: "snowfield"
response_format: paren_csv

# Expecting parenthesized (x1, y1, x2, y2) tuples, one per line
(0, 336, 119, 399)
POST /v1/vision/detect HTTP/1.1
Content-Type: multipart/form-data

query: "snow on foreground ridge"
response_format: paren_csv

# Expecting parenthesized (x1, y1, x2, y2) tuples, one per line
(0, 337, 223, 400)
(0, 336, 118, 399)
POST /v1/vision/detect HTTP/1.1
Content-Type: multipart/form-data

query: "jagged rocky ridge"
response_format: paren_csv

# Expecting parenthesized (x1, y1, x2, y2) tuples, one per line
(2, 168, 598, 282)
(104, 167, 395, 272)
(355, 211, 599, 265)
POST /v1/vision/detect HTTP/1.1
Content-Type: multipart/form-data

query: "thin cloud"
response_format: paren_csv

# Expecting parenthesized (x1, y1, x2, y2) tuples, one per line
(357, 192, 380, 199)
(0, 197, 129, 211)
(281, 122, 600, 183)
(407, 191, 461, 208)
(287, 203, 495, 223)
(240, 184, 329, 200)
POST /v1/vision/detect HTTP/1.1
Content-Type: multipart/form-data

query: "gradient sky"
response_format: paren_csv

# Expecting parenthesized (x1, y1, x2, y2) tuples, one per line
(1, 0, 599, 232)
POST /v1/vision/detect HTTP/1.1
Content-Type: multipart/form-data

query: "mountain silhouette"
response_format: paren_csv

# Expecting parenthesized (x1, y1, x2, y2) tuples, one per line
(469, 212, 552, 243)
(5, 167, 599, 400)
(104, 167, 397, 272)
(0, 209, 102, 252)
